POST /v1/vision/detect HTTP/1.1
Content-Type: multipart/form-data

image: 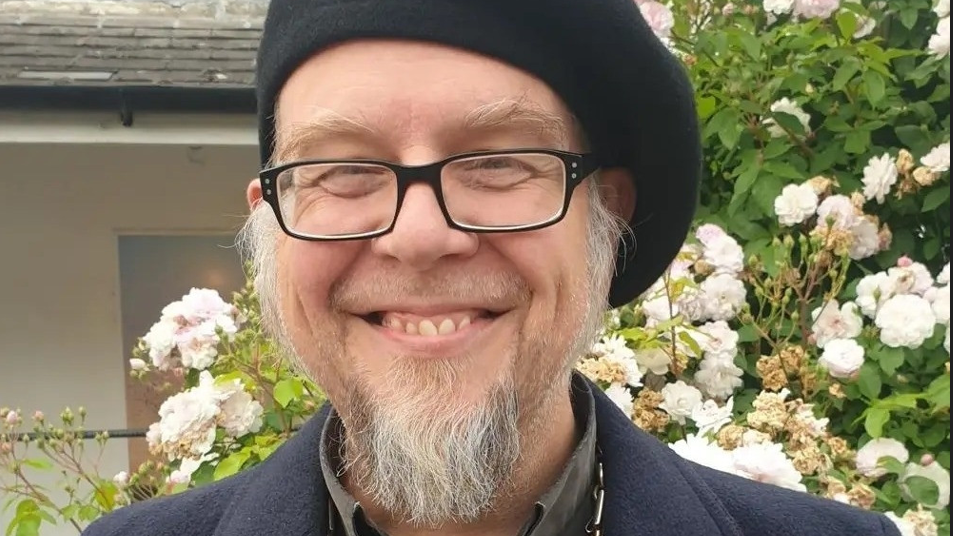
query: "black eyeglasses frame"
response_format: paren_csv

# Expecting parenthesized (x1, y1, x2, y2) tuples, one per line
(258, 148, 601, 241)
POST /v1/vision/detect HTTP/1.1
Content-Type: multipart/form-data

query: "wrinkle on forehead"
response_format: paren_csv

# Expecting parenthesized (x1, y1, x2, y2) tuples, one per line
(271, 95, 578, 165)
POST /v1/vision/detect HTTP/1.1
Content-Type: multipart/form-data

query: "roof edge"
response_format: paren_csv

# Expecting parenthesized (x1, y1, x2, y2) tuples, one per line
(0, 85, 256, 121)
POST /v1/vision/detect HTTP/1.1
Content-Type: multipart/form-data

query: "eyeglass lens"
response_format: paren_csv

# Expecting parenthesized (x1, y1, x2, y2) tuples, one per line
(274, 152, 567, 237)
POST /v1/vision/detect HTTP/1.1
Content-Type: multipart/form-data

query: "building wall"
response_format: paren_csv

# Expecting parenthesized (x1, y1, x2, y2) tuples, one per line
(0, 141, 257, 535)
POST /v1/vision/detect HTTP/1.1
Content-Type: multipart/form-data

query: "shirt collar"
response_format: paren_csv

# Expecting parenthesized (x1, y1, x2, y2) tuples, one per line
(319, 372, 599, 536)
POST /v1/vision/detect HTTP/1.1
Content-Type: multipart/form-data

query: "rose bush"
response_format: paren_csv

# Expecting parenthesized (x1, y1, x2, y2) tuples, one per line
(2, 0, 949, 535)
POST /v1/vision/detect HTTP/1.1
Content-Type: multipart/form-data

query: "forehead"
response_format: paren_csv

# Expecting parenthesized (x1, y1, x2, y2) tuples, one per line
(273, 39, 578, 160)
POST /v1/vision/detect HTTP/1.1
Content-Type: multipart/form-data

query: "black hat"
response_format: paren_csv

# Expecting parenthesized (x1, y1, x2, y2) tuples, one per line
(255, 0, 702, 308)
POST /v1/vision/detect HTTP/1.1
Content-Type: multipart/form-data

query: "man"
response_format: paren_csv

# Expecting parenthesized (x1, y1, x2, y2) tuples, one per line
(84, 0, 903, 534)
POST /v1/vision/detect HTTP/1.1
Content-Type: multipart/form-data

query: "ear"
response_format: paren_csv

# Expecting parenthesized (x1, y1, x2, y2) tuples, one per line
(246, 179, 264, 211)
(596, 167, 636, 223)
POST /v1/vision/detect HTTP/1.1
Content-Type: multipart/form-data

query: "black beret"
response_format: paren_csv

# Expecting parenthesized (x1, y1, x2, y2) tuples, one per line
(255, 0, 702, 308)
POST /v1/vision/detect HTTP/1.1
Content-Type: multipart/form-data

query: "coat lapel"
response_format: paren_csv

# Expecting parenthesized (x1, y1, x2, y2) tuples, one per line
(214, 383, 745, 536)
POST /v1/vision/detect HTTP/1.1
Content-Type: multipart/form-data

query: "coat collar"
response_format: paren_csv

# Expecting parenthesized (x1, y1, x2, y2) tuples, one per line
(213, 376, 744, 536)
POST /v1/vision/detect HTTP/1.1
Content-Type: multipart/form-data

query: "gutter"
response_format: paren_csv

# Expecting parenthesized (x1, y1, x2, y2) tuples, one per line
(0, 85, 256, 126)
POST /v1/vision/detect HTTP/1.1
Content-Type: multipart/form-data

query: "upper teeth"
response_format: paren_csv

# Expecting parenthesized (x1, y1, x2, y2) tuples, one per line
(382, 314, 474, 336)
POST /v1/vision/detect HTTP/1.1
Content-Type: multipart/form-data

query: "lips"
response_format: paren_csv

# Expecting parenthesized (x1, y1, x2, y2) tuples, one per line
(362, 309, 498, 337)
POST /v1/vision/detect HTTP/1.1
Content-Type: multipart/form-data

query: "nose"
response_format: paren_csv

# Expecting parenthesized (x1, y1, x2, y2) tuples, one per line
(371, 182, 479, 270)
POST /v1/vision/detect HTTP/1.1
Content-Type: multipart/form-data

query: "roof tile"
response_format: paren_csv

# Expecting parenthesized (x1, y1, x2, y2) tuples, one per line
(0, 0, 263, 88)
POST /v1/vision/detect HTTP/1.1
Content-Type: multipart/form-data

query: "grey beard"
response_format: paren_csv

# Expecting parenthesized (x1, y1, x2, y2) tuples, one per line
(340, 364, 522, 528)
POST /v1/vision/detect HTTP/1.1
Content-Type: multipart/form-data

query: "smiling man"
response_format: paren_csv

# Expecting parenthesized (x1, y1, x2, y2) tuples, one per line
(83, 0, 904, 535)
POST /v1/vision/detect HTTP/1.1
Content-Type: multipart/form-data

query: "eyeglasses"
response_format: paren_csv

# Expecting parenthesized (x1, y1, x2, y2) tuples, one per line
(258, 149, 600, 241)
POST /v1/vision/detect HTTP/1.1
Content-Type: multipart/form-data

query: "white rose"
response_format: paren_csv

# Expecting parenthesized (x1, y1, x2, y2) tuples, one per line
(732, 441, 807, 492)
(642, 294, 678, 325)
(884, 512, 918, 536)
(659, 381, 705, 425)
(604, 383, 634, 418)
(938, 262, 950, 285)
(696, 320, 740, 362)
(810, 300, 863, 348)
(695, 223, 729, 247)
(129, 358, 148, 371)
(219, 387, 264, 438)
(855, 437, 910, 478)
(901, 461, 951, 510)
(703, 235, 745, 276)
(774, 183, 819, 226)
(849, 216, 881, 260)
(634, 347, 672, 376)
(699, 274, 747, 321)
(815, 194, 857, 229)
(928, 16, 950, 58)
(876, 294, 938, 348)
(763, 0, 795, 15)
(856, 271, 898, 318)
(154, 382, 220, 460)
(792, 0, 840, 19)
(935, 0, 950, 18)
(921, 141, 950, 173)
(691, 397, 734, 435)
(862, 153, 899, 204)
(694, 354, 745, 399)
(670, 434, 738, 475)
(764, 97, 811, 137)
(888, 262, 935, 295)
(818, 338, 865, 379)
(142, 320, 177, 370)
(929, 284, 950, 325)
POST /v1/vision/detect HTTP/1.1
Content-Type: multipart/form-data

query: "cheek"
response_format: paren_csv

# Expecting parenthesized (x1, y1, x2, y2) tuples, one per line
(278, 241, 362, 330)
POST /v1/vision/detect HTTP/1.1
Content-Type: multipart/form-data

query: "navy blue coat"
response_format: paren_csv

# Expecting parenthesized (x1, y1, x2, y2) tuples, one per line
(83, 382, 902, 536)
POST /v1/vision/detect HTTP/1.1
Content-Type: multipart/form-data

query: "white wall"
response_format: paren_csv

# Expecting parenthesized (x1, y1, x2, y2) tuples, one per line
(0, 141, 257, 535)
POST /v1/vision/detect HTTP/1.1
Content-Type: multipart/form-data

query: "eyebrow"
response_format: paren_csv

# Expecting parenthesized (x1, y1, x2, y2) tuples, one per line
(462, 97, 571, 146)
(272, 107, 380, 164)
(271, 97, 573, 164)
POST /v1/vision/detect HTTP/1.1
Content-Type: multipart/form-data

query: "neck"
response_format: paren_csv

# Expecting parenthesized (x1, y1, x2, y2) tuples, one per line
(344, 386, 579, 536)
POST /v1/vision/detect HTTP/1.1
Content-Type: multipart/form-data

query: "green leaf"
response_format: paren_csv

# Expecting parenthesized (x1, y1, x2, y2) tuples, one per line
(696, 95, 717, 120)
(771, 111, 809, 138)
(751, 174, 784, 217)
(213, 450, 251, 481)
(274, 378, 304, 408)
(877, 347, 905, 375)
(925, 375, 951, 409)
(763, 160, 804, 180)
(918, 424, 949, 448)
(864, 407, 890, 437)
(844, 130, 870, 154)
(19, 459, 52, 471)
(862, 70, 886, 105)
(13, 517, 40, 536)
(895, 125, 932, 154)
(904, 475, 940, 506)
(923, 187, 951, 213)
(835, 12, 857, 40)
(898, 6, 919, 30)
(858, 362, 883, 400)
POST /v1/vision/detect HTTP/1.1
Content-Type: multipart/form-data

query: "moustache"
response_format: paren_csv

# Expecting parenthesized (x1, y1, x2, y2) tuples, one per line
(328, 269, 532, 313)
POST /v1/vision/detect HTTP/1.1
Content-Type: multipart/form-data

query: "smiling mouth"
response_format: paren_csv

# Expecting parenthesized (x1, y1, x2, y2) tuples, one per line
(360, 309, 503, 336)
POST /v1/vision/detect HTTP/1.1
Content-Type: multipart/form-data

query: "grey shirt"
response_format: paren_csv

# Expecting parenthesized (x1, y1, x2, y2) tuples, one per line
(319, 373, 599, 536)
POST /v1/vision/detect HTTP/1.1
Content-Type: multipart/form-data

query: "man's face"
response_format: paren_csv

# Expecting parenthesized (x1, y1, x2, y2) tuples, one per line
(245, 39, 629, 525)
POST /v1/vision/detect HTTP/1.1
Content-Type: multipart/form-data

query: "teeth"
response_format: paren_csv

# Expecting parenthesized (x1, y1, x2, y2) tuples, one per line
(379, 313, 478, 336)
(418, 319, 438, 336)
(438, 318, 455, 335)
